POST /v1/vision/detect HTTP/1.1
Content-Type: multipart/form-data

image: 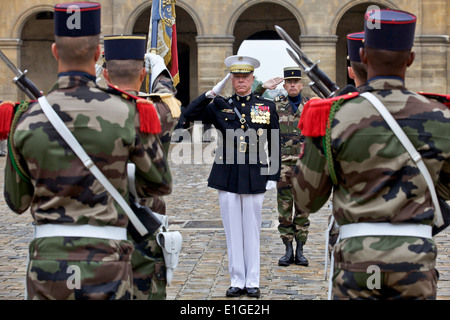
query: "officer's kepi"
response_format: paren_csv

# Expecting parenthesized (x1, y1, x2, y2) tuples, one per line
(224, 55, 260, 74)
(103, 35, 147, 61)
(346, 32, 364, 62)
(54, 2, 101, 37)
(364, 9, 416, 51)
(283, 67, 301, 79)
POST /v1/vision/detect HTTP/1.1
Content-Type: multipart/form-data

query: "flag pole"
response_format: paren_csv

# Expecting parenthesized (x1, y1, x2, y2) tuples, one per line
(146, 1, 159, 92)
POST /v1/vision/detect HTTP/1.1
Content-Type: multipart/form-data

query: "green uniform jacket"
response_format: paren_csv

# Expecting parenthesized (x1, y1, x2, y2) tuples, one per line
(275, 94, 308, 165)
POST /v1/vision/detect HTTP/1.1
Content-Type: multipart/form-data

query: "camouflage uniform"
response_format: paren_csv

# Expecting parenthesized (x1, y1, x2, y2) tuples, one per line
(275, 94, 309, 244)
(292, 77, 450, 299)
(132, 73, 180, 300)
(4, 74, 172, 299)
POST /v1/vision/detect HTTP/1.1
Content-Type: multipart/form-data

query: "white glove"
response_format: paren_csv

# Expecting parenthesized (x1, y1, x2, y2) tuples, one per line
(206, 73, 231, 98)
(95, 64, 103, 84)
(265, 180, 277, 190)
(145, 52, 166, 75)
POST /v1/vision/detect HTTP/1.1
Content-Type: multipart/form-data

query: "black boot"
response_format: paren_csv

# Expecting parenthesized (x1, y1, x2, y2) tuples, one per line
(278, 239, 294, 266)
(295, 240, 309, 266)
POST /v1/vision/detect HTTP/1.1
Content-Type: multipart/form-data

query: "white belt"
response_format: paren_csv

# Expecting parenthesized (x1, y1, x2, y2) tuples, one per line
(34, 224, 127, 241)
(325, 221, 432, 300)
(340, 222, 432, 240)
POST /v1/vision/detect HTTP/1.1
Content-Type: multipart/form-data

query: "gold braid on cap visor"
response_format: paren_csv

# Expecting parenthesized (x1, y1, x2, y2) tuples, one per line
(230, 64, 254, 73)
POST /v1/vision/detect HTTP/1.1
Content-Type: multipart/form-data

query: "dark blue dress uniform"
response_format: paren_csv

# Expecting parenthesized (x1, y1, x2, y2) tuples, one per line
(184, 55, 280, 296)
(184, 91, 281, 194)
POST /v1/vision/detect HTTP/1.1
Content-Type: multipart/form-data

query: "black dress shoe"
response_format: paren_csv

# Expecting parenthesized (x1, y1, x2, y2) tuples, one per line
(246, 287, 260, 298)
(226, 286, 245, 297)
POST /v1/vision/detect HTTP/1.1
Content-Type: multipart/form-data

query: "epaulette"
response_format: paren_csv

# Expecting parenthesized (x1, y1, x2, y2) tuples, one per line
(0, 100, 35, 139)
(107, 84, 161, 134)
(0, 101, 16, 139)
(418, 92, 450, 107)
(139, 92, 182, 119)
(298, 92, 359, 137)
(255, 94, 273, 102)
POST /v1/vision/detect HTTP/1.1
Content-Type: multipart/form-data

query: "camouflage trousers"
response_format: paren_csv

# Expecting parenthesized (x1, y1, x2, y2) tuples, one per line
(26, 236, 134, 300)
(131, 231, 167, 300)
(277, 163, 310, 243)
(332, 267, 438, 300)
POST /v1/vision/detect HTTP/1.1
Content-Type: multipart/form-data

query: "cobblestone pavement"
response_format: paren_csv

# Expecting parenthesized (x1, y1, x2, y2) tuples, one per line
(0, 142, 449, 300)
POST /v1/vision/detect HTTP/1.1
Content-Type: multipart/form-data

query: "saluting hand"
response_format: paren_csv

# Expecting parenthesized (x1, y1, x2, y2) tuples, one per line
(262, 77, 284, 90)
(206, 73, 231, 98)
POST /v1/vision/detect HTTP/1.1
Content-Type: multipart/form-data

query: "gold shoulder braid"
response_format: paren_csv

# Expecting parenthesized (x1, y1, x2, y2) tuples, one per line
(324, 98, 346, 185)
(149, 93, 182, 118)
(8, 101, 31, 182)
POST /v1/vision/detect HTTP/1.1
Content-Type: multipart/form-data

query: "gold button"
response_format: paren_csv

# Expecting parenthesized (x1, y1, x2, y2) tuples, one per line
(225, 118, 228, 121)
(240, 136, 244, 141)
(219, 156, 223, 160)
(241, 125, 245, 129)
(242, 114, 246, 117)
(242, 103, 245, 107)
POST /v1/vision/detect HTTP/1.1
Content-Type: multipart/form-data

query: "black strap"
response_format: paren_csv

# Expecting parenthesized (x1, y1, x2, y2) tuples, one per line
(233, 107, 250, 130)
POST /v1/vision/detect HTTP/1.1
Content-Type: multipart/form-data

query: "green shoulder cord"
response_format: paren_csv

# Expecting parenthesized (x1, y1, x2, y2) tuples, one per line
(8, 101, 31, 183)
(324, 98, 345, 185)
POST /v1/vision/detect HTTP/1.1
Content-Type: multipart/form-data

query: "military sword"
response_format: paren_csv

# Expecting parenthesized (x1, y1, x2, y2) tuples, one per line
(0, 49, 42, 99)
(275, 25, 340, 98)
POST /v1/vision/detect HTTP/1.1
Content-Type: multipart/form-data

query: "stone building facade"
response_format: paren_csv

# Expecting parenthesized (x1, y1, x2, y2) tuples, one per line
(0, 0, 449, 105)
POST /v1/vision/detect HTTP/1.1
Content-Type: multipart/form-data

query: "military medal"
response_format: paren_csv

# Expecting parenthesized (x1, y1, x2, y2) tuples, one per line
(250, 105, 270, 124)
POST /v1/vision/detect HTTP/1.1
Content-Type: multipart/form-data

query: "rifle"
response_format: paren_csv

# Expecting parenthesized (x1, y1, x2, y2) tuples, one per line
(0, 50, 42, 100)
(275, 25, 339, 99)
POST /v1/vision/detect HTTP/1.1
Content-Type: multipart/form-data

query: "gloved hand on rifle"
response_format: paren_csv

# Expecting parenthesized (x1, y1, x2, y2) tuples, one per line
(265, 180, 277, 191)
(95, 64, 103, 84)
(206, 73, 231, 98)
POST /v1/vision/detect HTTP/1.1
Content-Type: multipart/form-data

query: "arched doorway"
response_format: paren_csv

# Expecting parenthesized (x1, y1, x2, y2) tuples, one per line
(20, 11, 57, 97)
(232, 2, 301, 94)
(232, 2, 300, 54)
(132, 5, 197, 108)
(335, 2, 389, 89)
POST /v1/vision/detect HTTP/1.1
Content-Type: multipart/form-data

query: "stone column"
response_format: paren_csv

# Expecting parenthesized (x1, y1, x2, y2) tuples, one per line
(192, 36, 234, 144)
(195, 36, 235, 96)
(0, 39, 22, 101)
(298, 35, 338, 98)
(411, 35, 449, 94)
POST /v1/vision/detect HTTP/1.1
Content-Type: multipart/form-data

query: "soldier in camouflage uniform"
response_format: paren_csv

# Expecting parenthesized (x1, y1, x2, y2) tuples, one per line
(102, 36, 180, 300)
(258, 67, 310, 266)
(327, 31, 368, 257)
(140, 52, 181, 214)
(3, 3, 172, 300)
(292, 9, 450, 299)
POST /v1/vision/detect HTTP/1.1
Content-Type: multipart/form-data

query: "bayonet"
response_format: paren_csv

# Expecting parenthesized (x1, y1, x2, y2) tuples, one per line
(275, 25, 339, 98)
(0, 49, 42, 99)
